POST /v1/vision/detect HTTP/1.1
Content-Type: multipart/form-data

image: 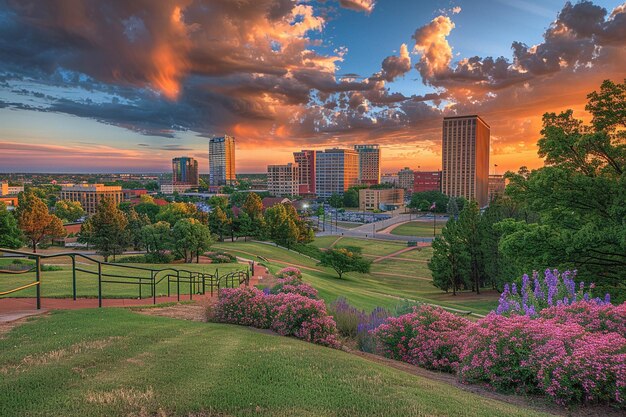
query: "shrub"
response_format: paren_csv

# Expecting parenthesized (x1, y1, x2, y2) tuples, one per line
(539, 301, 626, 337)
(275, 267, 302, 280)
(272, 283, 318, 299)
(327, 298, 390, 352)
(212, 287, 338, 348)
(205, 251, 236, 264)
(116, 253, 174, 264)
(41, 264, 62, 271)
(373, 305, 470, 372)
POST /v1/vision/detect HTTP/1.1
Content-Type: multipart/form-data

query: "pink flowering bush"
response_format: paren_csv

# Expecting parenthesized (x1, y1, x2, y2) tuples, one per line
(372, 305, 471, 372)
(539, 301, 626, 337)
(212, 286, 338, 348)
(275, 267, 303, 280)
(273, 283, 319, 299)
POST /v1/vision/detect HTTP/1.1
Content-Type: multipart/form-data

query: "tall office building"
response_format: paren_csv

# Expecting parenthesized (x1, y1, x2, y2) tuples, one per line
(398, 167, 414, 192)
(172, 157, 199, 186)
(442, 115, 490, 207)
(293, 150, 316, 195)
(209, 135, 236, 186)
(488, 174, 507, 201)
(353, 144, 381, 185)
(267, 163, 300, 197)
(315, 148, 359, 198)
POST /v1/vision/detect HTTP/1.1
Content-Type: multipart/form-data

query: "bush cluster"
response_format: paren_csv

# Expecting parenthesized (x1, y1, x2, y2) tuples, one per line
(205, 251, 236, 264)
(212, 267, 338, 348)
(370, 301, 626, 408)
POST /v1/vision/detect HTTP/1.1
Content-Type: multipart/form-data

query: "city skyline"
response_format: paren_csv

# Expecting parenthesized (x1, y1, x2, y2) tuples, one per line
(0, 0, 625, 173)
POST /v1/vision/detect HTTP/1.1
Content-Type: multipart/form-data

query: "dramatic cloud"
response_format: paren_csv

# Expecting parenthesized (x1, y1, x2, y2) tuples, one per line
(0, 0, 625, 173)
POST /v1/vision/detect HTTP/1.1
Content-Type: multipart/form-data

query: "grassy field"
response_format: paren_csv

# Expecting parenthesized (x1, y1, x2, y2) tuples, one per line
(0, 309, 549, 417)
(214, 240, 498, 315)
(390, 221, 445, 237)
(0, 259, 246, 299)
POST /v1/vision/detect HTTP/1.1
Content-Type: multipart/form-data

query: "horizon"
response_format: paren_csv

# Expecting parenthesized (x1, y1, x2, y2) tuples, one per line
(1, 0, 625, 173)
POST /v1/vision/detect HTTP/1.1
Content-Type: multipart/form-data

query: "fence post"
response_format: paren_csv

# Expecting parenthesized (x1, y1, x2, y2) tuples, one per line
(189, 272, 192, 301)
(152, 271, 156, 305)
(72, 255, 76, 301)
(202, 273, 206, 295)
(167, 274, 171, 297)
(139, 277, 142, 299)
(35, 256, 41, 310)
(177, 270, 180, 302)
(98, 262, 102, 308)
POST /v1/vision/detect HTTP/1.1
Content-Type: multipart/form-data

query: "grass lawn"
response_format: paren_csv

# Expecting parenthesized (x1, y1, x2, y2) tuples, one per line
(0, 309, 549, 417)
(214, 241, 498, 315)
(336, 221, 362, 229)
(310, 236, 407, 257)
(390, 221, 445, 237)
(0, 261, 246, 299)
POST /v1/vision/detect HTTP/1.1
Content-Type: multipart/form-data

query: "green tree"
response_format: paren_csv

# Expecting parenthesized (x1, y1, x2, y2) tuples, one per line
(90, 198, 128, 262)
(54, 200, 85, 223)
(0, 202, 23, 249)
(242, 192, 265, 237)
(78, 218, 94, 249)
(125, 209, 151, 251)
(208, 206, 231, 241)
(229, 192, 248, 208)
(343, 189, 359, 208)
(16, 191, 65, 253)
(456, 201, 482, 293)
(503, 79, 626, 298)
(265, 204, 299, 248)
(428, 219, 470, 295)
(156, 202, 197, 226)
(446, 197, 459, 219)
(319, 246, 371, 279)
(172, 218, 215, 263)
(234, 211, 253, 241)
(140, 222, 172, 258)
(408, 191, 448, 213)
(135, 201, 160, 223)
(328, 193, 343, 208)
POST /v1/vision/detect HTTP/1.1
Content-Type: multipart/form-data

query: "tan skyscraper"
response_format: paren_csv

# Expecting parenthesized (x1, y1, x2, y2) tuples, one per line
(353, 144, 381, 185)
(441, 115, 490, 207)
(293, 150, 316, 195)
(209, 135, 236, 186)
(315, 148, 359, 198)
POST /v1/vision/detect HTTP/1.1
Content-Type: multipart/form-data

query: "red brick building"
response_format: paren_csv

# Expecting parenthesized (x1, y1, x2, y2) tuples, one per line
(413, 171, 441, 193)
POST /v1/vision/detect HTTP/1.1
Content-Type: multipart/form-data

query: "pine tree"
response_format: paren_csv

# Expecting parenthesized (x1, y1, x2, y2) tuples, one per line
(428, 219, 470, 295)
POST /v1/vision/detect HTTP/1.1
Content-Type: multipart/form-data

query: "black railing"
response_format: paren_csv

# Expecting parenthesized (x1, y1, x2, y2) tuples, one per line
(0, 248, 250, 309)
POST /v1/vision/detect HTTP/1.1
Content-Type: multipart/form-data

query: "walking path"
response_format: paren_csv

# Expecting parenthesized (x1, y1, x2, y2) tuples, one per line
(371, 246, 420, 263)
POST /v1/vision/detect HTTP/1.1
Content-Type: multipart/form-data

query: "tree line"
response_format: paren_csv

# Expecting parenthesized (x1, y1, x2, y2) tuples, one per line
(429, 79, 626, 301)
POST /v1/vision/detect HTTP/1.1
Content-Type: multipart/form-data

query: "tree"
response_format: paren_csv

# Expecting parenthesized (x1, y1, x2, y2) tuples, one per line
(428, 219, 470, 295)
(172, 218, 215, 263)
(242, 192, 265, 237)
(156, 202, 197, 226)
(135, 201, 160, 223)
(503, 79, 626, 299)
(229, 192, 248, 208)
(139, 194, 155, 204)
(446, 197, 459, 219)
(0, 202, 23, 249)
(54, 200, 85, 223)
(125, 208, 151, 251)
(77, 218, 94, 249)
(16, 191, 65, 253)
(208, 206, 231, 241)
(140, 222, 172, 258)
(90, 198, 128, 262)
(234, 211, 252, 241)
(265, 203, 299, 248)
(343, 188, 359, 208)
(456, 201, 482, 293)
(328, 193, 343, 208)
(408, 191, 448, 213)
(319, 246, 371, 279)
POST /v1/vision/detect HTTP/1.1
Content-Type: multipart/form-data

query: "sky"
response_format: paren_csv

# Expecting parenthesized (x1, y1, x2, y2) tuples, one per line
(0, 0, 625, 174)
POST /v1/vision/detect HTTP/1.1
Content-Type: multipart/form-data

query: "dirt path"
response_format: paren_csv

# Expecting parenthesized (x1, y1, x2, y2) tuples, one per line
(371, 246, 420, 263)
(329, 236, 343, 248)
(370, 271, 432, 281)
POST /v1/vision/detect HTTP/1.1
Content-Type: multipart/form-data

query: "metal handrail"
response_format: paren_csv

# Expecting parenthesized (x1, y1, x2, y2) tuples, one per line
(0, 248, 250, 309)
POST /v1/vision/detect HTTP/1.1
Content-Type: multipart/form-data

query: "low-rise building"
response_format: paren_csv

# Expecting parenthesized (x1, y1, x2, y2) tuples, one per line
(488, 175, 507, 201)
(160, 183, 197, 195)
(381, 174, 399, 187)
(0, 183, 24, 196)
(267, 163, 299, 197)
(359, 188, 405, 211)
(60, 184, 123, 215)
(0, 196, 18, 210)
